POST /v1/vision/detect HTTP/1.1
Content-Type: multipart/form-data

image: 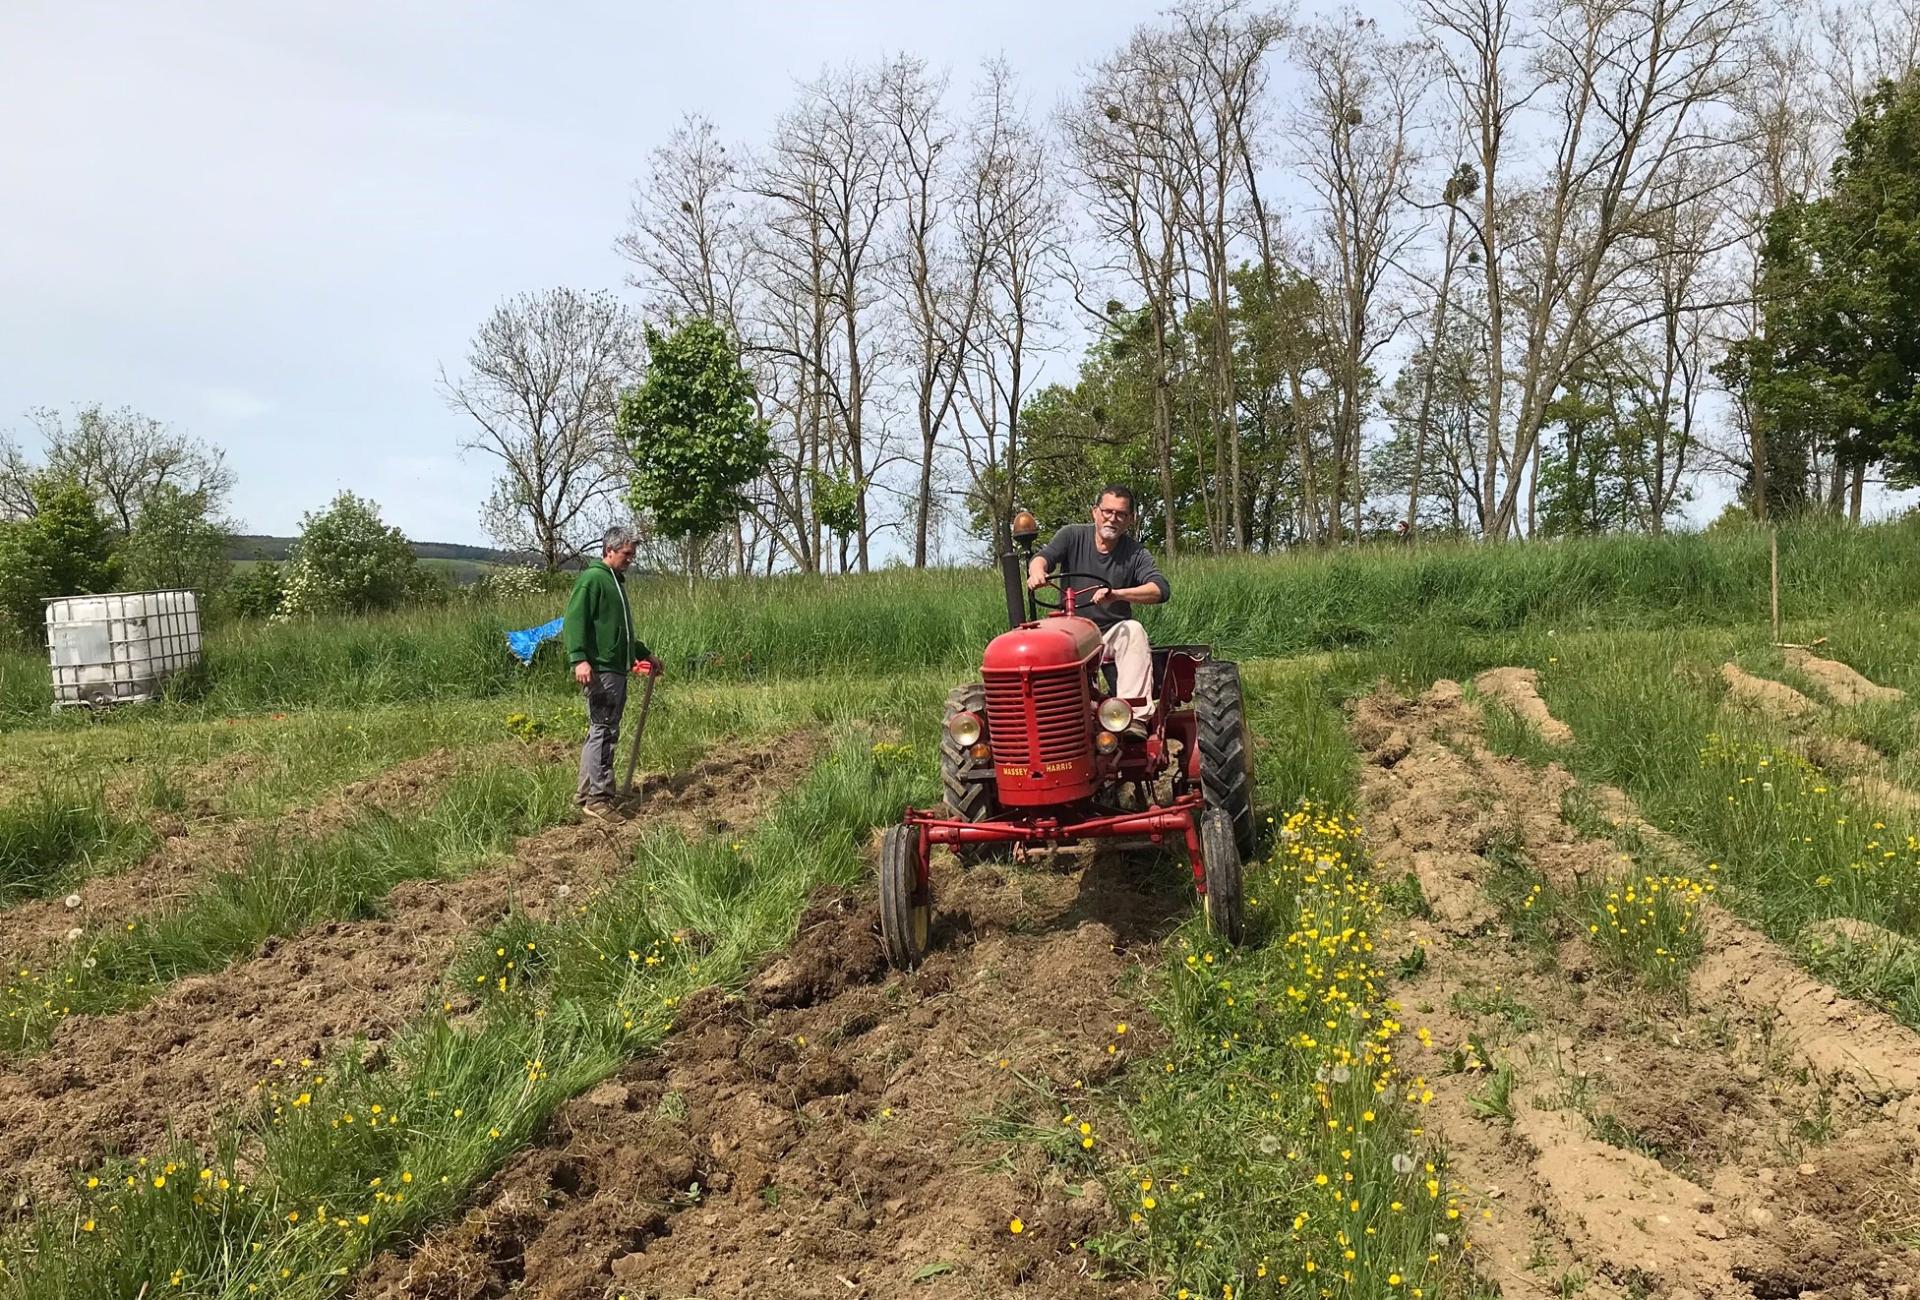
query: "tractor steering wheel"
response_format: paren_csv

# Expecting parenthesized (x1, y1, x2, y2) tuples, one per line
(1031, 570, 1113, 616)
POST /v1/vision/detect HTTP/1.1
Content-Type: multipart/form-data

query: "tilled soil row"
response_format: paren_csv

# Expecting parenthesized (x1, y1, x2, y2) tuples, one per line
(355, 850, 1187, 1300)
(0, 742, 571, 973)
(1715, 657, 1920, 818)
(1355, 679, 1920, 1300)
(0, 736, 815, 1203)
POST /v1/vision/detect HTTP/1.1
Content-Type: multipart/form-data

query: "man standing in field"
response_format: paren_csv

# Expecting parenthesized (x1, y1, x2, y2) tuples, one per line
(1027, 484, 1170, 737)
(563, 524, 657, 822)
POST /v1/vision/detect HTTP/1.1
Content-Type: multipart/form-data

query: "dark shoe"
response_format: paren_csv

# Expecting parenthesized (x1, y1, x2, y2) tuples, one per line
(581, 800, 625, 824)
(1124, 719, 1149, 741)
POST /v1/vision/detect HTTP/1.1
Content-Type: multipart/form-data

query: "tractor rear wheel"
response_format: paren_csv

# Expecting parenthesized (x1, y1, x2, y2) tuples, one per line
(1195, 661, 1258, 858)
(1199, 809, 1245, 945)
(941, 683, 998, 866)
(879, 824, 932, 969)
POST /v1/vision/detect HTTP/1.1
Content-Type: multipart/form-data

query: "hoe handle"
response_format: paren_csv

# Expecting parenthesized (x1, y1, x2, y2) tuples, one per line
(621, 664, 658, 797)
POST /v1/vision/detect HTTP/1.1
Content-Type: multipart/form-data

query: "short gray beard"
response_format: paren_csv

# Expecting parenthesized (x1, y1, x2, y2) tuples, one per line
(1097, 521, 1121, 543)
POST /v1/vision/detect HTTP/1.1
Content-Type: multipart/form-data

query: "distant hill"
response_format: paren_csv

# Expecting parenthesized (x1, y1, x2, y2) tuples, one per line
(226, 535, 535, 566)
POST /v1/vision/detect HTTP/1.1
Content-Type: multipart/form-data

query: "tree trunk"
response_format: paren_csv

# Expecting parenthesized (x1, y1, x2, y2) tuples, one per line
(914, 418, 936, 568)
(1406, 207, 1460, 537)
(1849, 461, 1865, 523)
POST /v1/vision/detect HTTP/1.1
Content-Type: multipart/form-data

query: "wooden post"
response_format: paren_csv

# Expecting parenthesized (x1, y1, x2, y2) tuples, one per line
(1769, 528, 1781, 644)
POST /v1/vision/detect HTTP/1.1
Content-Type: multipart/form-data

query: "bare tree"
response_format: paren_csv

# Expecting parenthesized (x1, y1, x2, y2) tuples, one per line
(14, 405, 235, 536)
(1417, 0, 1531, 538)
(767, 66, 897, 573)
(1064, 33, 1191, 554)
(618, 114, 751, 327)
(1406, 164, 1475, 533)
(876, 54, 990, 566)
(1290, 13, 1425, 542)
(0, 434, 38, 521)
(956, 62, 1063, 550)
(440, 288, 644, 570)
(1482, 0, 1754, 539)
(1158, 0, 1289, 550)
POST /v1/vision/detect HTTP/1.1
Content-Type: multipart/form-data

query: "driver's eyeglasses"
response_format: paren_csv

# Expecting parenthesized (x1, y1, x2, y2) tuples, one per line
(1095, 507, 1132, 520)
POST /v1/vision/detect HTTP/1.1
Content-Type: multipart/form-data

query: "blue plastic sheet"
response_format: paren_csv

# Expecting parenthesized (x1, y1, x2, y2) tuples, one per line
(505, 616, 564, 666)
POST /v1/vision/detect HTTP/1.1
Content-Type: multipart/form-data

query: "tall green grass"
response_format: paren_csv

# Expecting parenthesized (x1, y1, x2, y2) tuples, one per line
(0, 785, 152, 905)
(6, 517, 1915, 730)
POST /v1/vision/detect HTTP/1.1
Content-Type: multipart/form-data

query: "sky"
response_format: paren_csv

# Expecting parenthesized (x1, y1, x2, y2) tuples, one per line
(0, 0, 1167, 546)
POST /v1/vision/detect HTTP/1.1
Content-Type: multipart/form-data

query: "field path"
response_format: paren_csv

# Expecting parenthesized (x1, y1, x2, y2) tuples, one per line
(356, 850, 1180, 1300)
(0, 737, 815, 1202)
(1354, 678, 1920, 1300)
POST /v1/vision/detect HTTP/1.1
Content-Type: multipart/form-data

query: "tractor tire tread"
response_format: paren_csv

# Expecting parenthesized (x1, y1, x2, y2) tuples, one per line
(1194, 661, 1258, 858)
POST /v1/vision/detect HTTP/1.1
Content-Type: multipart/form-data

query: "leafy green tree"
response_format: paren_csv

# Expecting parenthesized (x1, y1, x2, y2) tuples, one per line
(619, 319, 769, 578)
(119, 484, 231, 595)
(0, 476, 118, 640)
(1736, 73, 1920, 506)
(278, 492, 418, 618)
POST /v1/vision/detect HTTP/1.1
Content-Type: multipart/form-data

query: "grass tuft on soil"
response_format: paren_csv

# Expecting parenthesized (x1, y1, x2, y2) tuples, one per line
(0, 783, 152, 906)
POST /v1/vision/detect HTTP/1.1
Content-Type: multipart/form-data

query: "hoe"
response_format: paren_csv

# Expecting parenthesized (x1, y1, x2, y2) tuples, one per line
(878, 511, 1255, 968)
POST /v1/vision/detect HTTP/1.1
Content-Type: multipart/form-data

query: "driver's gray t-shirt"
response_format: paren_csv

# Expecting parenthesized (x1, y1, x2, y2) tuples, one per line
(1036, 524, 1170, 631)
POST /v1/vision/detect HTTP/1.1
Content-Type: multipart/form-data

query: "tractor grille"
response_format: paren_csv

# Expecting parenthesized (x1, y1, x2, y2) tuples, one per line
(985, 669, 1089, 768)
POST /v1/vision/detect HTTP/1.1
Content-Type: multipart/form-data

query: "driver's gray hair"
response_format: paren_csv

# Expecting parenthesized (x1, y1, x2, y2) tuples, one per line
(602, 524, 636, 554)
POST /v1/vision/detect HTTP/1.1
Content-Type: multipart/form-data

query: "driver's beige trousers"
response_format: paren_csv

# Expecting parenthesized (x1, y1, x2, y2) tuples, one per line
(1102, 619, 1154, 720)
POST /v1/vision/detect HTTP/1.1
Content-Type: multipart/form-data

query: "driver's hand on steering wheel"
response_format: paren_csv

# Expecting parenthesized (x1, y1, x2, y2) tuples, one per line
(1089, 586, 1115, 606)
(1027, 571, 1052, 592)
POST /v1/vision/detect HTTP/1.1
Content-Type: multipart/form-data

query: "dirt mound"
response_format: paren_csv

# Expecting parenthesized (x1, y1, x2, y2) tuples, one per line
(0, 737, 815, 1203)
(1472, 666, 1573, 745)
(357, 849, 1184, 1300)
(1720, 663, 1817, 720)
(1786, 648, 1905, 706)
(1356, 680, 1920, 1298)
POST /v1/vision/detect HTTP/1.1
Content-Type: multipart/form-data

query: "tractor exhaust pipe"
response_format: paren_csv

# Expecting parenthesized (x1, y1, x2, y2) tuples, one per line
(1000, 551, 1025, 629)
(1005, 507, 1041, 628)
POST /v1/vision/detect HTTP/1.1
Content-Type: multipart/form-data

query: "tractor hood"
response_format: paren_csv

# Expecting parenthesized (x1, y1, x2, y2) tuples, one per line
(981, 615, 1102, 675)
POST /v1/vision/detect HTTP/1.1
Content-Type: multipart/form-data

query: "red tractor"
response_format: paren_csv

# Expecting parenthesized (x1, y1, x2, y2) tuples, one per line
(878, 512, 1256, 968)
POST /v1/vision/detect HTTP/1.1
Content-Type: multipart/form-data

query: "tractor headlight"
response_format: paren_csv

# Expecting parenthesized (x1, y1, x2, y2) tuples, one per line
(945, 710, 983, 747)
(1097, 697, 1134, 733)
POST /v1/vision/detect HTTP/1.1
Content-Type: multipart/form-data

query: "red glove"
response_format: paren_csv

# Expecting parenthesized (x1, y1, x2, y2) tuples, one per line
(634, 658, 660, 678)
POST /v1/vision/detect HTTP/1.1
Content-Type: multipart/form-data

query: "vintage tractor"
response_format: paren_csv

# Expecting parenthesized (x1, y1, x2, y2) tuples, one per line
(878, 511, 1256, 968)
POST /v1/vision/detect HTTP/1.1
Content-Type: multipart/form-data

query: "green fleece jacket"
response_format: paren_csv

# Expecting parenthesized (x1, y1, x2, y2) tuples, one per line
(562, 560, 653, 674)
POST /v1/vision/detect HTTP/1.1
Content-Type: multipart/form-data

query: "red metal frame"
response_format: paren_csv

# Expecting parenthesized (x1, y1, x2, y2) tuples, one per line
(901, 793, 1210, 896)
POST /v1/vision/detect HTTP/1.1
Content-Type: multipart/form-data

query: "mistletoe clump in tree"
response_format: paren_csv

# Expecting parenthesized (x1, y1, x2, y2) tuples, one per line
(619, 319, 770, 580)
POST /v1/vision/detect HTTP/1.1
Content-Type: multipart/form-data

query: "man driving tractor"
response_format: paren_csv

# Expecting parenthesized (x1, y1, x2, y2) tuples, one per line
(1026, 483, 1169, 738)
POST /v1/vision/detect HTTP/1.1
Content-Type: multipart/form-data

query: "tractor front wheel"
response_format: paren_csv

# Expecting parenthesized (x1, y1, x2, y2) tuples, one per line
(1200, 809, 1245, 945)
(879, 824, 932, 969)
(941, 683, 999, 866)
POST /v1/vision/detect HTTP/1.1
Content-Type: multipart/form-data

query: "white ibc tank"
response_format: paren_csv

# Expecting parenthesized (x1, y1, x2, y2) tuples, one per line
(45, 590, 203, 708)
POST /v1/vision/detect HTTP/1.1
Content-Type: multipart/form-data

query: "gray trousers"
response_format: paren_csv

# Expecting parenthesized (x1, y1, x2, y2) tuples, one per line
(576, 670, 628, 803)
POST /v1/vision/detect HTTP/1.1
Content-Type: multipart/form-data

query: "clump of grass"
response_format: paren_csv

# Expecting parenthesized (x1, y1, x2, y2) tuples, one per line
(0, 784, 150, 905)
(1479, 830, 1571, 956)
(0, 734, 931, 1299)
(1581, 872, 1709, 991)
